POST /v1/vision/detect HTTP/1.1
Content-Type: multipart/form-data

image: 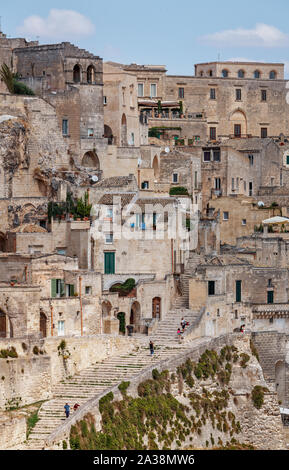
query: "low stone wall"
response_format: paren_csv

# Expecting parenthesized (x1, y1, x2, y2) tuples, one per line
(0, 413, 26, 449)
(44, 333, 285, 450)
(42, 334, 139, 387)
(0, 334, 138, 409)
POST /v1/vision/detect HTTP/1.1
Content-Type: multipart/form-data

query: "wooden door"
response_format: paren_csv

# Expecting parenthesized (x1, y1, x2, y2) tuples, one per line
(40, 313, 47, 338)
(152, 297, 161, 319)
(0, 311, 6, 338)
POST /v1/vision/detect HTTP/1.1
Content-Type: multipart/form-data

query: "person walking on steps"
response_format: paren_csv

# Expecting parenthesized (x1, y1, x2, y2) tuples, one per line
(149, 340, 154, 355)
(64, 403, 70, 418)
(181, 317, 186, 332)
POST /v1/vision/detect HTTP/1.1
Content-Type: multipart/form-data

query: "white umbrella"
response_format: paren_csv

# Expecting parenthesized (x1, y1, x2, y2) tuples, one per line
(262, 216, 289, 225)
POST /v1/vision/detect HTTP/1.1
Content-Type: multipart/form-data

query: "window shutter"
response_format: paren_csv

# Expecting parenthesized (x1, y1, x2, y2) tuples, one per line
(60, 280, 65, 297)
(70, 284, 74, 297)
(51, 279, 57, 298)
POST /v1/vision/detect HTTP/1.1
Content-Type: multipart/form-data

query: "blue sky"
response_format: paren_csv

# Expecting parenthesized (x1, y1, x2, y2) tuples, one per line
(1, 0, 289, 76)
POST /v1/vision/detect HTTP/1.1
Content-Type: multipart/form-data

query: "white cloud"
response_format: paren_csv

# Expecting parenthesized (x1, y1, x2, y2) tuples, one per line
(17, 9, 95, 40)
(199, 24, 289, 48)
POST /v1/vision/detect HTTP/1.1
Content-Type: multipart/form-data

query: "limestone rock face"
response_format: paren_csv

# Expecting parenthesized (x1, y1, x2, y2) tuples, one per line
(0, 119, 29, 174)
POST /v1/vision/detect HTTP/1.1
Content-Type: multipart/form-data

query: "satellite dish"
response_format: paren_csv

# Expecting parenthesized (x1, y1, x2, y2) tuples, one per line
(257, 201, 264, 207)
(91, 175, 99, 183)
(165, 147, 170, 153)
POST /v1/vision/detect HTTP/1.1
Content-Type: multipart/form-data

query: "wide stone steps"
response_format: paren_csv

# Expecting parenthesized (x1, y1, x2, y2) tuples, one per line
(25, 341, 199, 444)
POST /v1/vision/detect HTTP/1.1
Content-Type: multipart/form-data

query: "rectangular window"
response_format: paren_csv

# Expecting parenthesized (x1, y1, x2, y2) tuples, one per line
(85, 286, 92, 295)
(173, 173, 178, 183)
(236, 89, 242, 101)
(103, 96, 107, 105)
(261, 90, 267, 101)
(105, 233, 113, 244)
(62, 119, 68, 136)
(234, 124, 241, 137)
(208, 281, 215, 296)
(194, 171, 198, 188)
(51, 279, 65, 298)
(210, 88, 216, 100)
(150, 83, 157, 97)
(138, 83, 144, 97)
(232, 178, 235, 191)
(88, 128, 94, 137)
(203, 151, 211, 162)
(215, 178, 221, 190)
(249, 182, 253, 196)
(106, 207, 113, 219)
(209, 127, 216, 140)
(178, 87, 184, 98)
(57, 321, 65, 337)
(66, 284, 74, 297)
(242, 219, 247, 225)
(261, 127, 267, 138)
(141, 181, 149, 189)
(213, 149, 220, 161)
(248, 155, 254, 165)
(223, 211, 229, 220)
(286, 155, 289, 165)
(236, 280, 242, 302)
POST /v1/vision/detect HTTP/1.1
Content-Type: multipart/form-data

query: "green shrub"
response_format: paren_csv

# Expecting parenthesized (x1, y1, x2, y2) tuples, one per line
(169, 186, 189, 196)
(251, 386, 268, 409)
(118, 381, 130, 395)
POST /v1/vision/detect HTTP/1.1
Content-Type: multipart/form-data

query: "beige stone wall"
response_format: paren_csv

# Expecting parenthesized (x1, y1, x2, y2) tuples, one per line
(0, 414, 26, 449)
(210, 196, 271, 245)
(104, 63, 141, 147)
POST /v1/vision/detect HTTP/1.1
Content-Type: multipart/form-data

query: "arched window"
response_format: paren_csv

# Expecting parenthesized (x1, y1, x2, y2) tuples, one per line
(209, 70, 213, 77)
(222, 69, 228, 78)
(254, 70, 260, 79)
(199, 70, 204, 77)
(87, 65, 96, 84)
(73, 64, 81, 83)
(269, 70, 276, 80)
(238, 70, 245, 78)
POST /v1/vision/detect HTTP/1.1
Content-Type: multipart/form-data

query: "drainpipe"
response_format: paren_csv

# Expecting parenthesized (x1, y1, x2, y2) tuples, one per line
(79, 276, 83, 336)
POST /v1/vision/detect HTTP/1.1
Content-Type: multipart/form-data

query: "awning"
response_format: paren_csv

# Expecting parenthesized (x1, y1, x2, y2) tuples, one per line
(262, 216, 289, 225)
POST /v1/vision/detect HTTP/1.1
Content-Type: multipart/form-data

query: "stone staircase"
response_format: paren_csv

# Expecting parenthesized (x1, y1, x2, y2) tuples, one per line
(173, 253, 201, 309)
(19, 337, 206, 450)
(148, 308, 201, 344)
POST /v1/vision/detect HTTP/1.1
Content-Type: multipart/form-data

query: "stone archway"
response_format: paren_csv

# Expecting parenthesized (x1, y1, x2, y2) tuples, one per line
(130, 301, 141, 332)
(0, 310, 7, 338)
(152, 155, 160, 180)
(104, 125, 114, 145)
(230, 109, 247, 137)
(40, 312, 47, 338)
(87, 65, 95, 84)
(73, 64, 81, 83)
(152, 297, 161, 319)
(82, 151, 100, 169)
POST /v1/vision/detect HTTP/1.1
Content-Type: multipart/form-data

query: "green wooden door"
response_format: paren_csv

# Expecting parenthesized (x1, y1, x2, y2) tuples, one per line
(104, 252, 115, 274)
(267, 290, 274, 304)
